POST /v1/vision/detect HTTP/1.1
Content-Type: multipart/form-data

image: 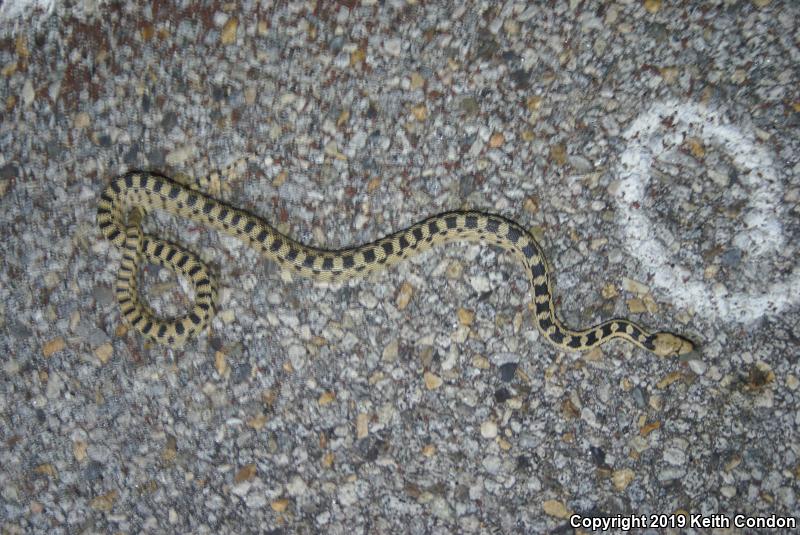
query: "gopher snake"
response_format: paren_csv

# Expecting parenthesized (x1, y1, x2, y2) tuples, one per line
(97, 171, 694, 357)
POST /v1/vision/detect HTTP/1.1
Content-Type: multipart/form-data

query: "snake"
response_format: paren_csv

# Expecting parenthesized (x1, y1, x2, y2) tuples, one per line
(96, 170, 694, 357)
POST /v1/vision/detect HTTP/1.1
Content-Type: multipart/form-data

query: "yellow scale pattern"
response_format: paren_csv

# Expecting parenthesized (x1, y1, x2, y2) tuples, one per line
(97, 172, 694, 356)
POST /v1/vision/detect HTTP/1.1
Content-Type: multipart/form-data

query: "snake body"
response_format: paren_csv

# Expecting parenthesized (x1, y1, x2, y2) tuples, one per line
(97, 171, 694, 357)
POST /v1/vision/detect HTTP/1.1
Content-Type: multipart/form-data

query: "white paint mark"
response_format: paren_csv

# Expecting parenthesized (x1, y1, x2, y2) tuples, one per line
(614, 100, 799, 323)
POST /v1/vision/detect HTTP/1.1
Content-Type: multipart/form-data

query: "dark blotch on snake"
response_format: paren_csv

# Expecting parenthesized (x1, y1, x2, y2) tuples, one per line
(522, 244, 535, 258)
(567, 336, 583, 349)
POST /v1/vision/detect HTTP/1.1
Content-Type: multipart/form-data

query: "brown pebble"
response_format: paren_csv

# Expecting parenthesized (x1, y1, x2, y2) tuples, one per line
(445, 261, 463, 279)
(318, 391, 336, 405)
(114, 323, 128, 337)
(656, 371, 683, 389)
(350, 48, 366, 66)
(471, 355, 490, 369)
(73, 440, 88, 461)
(411, 103, 427, 121)
(457, 308, 475, 326)
(1, 62, 17, 77)
(659, 66, 679, 84)
(489, 132, 505, 148)
(42, 337, 65, 358)
(34, 463, 57, 478)
(626, 298, 646, 314)
(272, 170, 288, 187)
(423, 371, 442, 390)
(356, 413, 369, 439)
(221, 17, 238, 45)
(396, 282, 413, 310)
(89, 490, 118, 511)
(639, 420, 661, 437)
(234, 463, 257, 483)
(601, 283, 618, 299)
(747, 361, 775, 389)
(612, 468, 635, 491)
(271, 498, 289, 512)
(162, 436, 177, 462)
(526, 96, 542, 111)
(16, 34, 29, 58)
(523, 196, 539, 214)
(140, 22, 155, 42)
(247, 414, 268, 430)
(543, 499, 570, 519)
(561, 398, 580, 419)
(644, 0, 661, 13)
(550, 143, 567, 166)
(214, 351, 229, 377)
(685, 136, 705, 158)
(94, 343, 113, 365)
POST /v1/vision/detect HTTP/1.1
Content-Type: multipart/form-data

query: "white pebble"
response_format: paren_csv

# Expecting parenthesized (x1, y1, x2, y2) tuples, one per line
(231, 481, 251, 497)
(663, 447, 686, 466)
(429, 496, 453, 521)
(358, 291, 378, 309)
(212, 11, 229, 26)
(469, 275, 490, 293)
(45, 371, 63, 399)
(480, 420, 498, 439)
(688, 359, 707, 375)
(287, 344, 307, 369)
(383, 38, 402, 56)
(482, 455, 502, 474)
(337, 482, 358, 507)
(245, 493, 266, 508)
(621, 277, 650, 295)
(286, 475, 308, 496)
(22, 79, 35, 106)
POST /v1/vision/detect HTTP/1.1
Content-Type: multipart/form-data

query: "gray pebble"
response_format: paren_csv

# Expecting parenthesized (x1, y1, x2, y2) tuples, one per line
(3, 3, 798, 533)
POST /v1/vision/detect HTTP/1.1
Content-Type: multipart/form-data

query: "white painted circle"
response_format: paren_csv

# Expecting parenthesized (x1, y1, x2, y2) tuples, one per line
(613, 100, 799, 323)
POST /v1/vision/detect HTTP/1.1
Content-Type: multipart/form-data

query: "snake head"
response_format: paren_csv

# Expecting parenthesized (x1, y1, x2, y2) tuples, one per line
(651, 333, 695, 357)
